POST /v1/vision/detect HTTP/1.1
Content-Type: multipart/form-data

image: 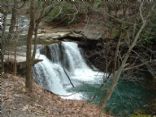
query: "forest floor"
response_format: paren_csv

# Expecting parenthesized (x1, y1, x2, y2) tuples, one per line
(1, 74, 112, 117)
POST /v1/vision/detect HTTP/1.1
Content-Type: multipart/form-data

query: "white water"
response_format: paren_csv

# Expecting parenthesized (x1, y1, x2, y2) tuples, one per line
(33, 42, 105, 100)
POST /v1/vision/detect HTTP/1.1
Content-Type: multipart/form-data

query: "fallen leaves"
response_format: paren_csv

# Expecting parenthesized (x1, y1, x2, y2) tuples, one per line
(22, 105, 29, 111)
(1, 74, 112, 117)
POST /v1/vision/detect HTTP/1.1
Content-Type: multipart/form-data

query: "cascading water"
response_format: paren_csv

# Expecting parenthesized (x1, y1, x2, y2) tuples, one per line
(32, 41, 155, 116)
(33, 41, 104, 99)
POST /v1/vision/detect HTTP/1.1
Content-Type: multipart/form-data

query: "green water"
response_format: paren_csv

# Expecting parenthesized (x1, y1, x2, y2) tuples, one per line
(70, 80, 156, 117)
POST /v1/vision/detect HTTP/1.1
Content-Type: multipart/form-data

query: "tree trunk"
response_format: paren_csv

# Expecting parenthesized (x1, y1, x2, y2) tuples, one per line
(9, 0, 17, 34)
(26, 0, 35, 91)
(99, 2, 148, 114)
(9, 0, 17, 75)
(0, 14, 7, 73)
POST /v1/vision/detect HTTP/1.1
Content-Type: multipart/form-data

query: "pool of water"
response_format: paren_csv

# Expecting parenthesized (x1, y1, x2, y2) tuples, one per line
(69, 79, 156, 117)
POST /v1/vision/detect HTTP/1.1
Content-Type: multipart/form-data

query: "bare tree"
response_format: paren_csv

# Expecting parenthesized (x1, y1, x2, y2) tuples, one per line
(0, 1, 9, 74)
(0, 0, 25, 74)
(26, 0, 61, 91)
(9, 0, 18, 75)
(98, 2, 156, 116)
(25, 0, 35, 91)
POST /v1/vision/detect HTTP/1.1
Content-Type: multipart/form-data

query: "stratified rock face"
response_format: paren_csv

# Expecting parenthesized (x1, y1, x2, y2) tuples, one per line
(4, 45, 42, 74)
(35, 30, 102, 45)
(32, 30, 104, 71)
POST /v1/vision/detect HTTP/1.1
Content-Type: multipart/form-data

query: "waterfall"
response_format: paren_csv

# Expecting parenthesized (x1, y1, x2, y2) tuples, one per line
(33, 41, 104, 100)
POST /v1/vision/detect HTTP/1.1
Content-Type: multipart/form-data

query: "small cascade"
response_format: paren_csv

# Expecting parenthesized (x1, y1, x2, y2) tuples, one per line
(62, 42, 89, 71)
(48, 43, 61, 63)
(33, 41, 104, 99)
(33, 55, 69, 95)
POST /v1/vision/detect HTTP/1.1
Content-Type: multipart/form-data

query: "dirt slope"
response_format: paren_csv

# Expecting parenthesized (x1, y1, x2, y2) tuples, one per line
(1, 74, 112, 117)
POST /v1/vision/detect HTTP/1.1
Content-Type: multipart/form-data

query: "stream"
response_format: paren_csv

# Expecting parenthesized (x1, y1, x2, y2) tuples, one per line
(33, 41, 155, 117)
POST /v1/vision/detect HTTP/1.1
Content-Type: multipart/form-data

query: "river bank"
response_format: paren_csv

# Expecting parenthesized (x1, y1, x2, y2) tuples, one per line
(1, 74, 111, 117)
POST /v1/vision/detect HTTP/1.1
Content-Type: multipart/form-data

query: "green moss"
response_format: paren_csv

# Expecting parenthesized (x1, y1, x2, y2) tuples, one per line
(111, 28, 120, 39)
(35, 39, 60, 46)
(131, 114, 151, 117)
(45, 1, 81, 25)
(31, 39, 58, 46)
